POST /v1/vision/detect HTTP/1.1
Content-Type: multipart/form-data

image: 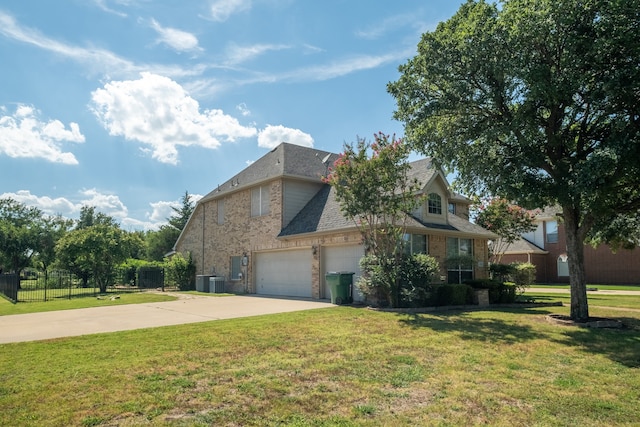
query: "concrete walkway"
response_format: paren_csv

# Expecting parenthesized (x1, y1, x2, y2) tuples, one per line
(527, 287, 640, 296)
(0, 294, 336, 344)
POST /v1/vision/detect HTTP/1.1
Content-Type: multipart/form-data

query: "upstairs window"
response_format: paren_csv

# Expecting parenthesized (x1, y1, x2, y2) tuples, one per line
(251, 185, 270, 217)
(428, 193, 442, 214)
(546, 220, 558, 244)
(448, 202, 456, 214)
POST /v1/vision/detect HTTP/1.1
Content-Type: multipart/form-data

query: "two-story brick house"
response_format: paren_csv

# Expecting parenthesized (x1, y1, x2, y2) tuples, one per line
(500, 206, 640, 284)
(173, 142, 496, 300)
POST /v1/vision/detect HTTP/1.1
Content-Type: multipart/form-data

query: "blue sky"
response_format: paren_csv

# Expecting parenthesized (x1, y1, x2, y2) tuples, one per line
(0, 0, 464, 230)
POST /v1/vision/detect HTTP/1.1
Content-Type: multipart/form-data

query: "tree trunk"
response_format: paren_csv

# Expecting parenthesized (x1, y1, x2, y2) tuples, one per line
(563, 206, 589, 322)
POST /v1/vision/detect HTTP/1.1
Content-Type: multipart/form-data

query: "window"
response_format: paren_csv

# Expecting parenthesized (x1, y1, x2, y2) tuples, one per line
(448, 202, 456, 214)
(446, 237, 474, 284)
(231, 256, 242, 280)
(251, 185, 270, 217)
(546, 220, 558, 244)
(403, 234, 428, 255)
(428, 193, 442, 214)
(557, 255, 569, 277)
(217, 199, 224, 225)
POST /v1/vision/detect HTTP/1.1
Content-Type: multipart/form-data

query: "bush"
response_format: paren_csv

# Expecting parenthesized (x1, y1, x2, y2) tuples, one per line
(430, 283, 474, 306)
(357, 253, 440, 308)
(463, 279, 517, 304)
(398, 253, 440, 307)
(165, 252, 196, 291)
(511, 262, 536, 293)
(489, 263, 516, 282)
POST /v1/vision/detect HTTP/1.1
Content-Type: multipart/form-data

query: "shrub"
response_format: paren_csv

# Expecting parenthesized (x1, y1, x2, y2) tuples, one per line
(430, 283, 474, 306)
(511, 262, 536, 294)
(398, 253, 440, 307)
(463, 279, 517, 304)
(165, 252, 196, 291)
(357, 253, 440, 308)
(489, 263, 516, 282)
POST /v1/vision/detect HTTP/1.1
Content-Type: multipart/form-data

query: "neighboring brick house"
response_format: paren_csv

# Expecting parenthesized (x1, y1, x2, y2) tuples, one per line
(173, 142, 496, 300)
(501, 207, 640, 284)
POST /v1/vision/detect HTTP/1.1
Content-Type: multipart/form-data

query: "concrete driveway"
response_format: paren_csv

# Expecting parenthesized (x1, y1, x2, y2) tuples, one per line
(0, 294, 336, 344)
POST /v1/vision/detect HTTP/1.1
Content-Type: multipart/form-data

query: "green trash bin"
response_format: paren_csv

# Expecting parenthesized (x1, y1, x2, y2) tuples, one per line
(326, 272, 354, 304)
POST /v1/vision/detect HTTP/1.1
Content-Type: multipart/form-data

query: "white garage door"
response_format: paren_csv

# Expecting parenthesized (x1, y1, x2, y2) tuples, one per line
(322, 244, 365, 302)
(255, 250, 312, 297)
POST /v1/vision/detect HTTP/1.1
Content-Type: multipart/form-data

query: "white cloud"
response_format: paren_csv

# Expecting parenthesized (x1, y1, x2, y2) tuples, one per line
(90, 72, 257, 164)
(0, 105, 84, 164)
(258, 125, 313, 149)
(149, 19, 202, 53)
(147, 194, 203, 223)
(92, 0, 129, 17)
(236, 103, 251, 117)
(0, 189, 206, 231)
(0, 188, 127, 220)
(224, 42, 289, 65)
(355, 13, 417, 40)
(208, 0, 251, 22)
(0, 11, 205, 80)
(0, 190, 78, 216)
(79, 189, 128, 219)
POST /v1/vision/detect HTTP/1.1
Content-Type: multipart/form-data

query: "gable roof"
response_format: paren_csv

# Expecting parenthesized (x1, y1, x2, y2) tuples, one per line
(279, 156, 497, 239)
(502, 237, 548, 254)
(200, 142, 338, 203)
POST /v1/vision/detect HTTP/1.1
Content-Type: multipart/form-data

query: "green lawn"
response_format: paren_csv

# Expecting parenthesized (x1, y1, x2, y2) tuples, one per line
(0, 295, 639, 426)
(530, 283, 640, 291)
(0, 292, 177, 316)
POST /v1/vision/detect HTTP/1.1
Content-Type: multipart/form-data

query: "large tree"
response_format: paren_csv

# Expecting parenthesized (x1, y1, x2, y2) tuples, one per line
(323, 132, 423, 307)
(389, 0, 640, 321)
(0, 198, 44, 282)
(56, 209, 138, 292)
(168, 191, 195, 231)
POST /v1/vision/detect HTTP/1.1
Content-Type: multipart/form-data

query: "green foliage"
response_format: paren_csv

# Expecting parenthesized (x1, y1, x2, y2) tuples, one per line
(398, 253, 440, 307)
(0, 198, 44, 275)
(324, 133, 424, 307)
(145, 225, 180, 261)
(464, 279, 517, 304)
(165, 252, 196, 290)
(357, 253, 440, 308)
(34, 215, 73, 273)
(489, 263, 516, 283)
(389, 0, 640, 321)
(474, 198, 537, 262)
(511, 262, 536, 293)
(430, 283, 474, 306)
(56, 220, 138, 293)
(168, 191, 196, 232)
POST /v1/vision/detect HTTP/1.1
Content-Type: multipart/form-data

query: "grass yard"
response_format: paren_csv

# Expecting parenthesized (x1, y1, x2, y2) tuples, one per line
(0, 292, 177, 316)
(0, 295, 639, 426)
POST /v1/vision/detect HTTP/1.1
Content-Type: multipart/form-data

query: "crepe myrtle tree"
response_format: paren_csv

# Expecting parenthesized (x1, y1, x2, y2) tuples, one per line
(323, 132, 423, 307)
(473, 198, 537, 263)
(388, 0, 640, 321)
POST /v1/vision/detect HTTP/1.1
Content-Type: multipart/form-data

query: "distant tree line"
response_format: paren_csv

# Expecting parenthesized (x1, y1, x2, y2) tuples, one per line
(0, 191, 196, 292)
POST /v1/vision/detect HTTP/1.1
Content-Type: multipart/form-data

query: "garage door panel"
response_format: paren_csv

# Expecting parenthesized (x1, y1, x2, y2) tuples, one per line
(322, 245, 364, 302)
(256, 250, 312, 297)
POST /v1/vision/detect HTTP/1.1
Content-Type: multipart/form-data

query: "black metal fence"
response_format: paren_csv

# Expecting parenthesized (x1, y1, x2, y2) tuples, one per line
(0, 273, 18, 303)
(16, 270, 99, 303)
(0, 267, 165, 303)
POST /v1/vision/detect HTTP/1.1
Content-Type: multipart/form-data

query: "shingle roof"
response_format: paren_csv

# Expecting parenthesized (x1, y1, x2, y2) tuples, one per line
(502, 237, 548, 254)
(279, 185, 354, 237)
(200, 142, 338, 203)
